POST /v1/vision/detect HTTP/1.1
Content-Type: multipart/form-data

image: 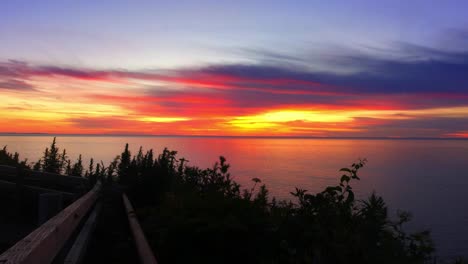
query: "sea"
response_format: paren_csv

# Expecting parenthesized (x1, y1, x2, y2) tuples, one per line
(1, 135, 468, 259)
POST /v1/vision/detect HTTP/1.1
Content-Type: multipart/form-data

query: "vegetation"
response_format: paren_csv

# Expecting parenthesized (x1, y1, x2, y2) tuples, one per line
(0, 138, 105, 186)
(116, 148, 434, 264)
(0, 146, 29, 168)
(2, 138, 465, 263)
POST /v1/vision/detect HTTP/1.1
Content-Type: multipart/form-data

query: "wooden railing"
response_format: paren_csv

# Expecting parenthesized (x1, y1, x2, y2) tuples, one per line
(123, 193, 158, 264)
(0, 182, 101, 264)
(0, 165, 89, 194)
(0, 179, 75, 199)
(0, 165, 159, 264)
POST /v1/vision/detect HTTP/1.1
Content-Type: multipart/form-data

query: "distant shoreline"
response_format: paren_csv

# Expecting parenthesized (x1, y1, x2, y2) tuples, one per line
(0, 133, 467, 140)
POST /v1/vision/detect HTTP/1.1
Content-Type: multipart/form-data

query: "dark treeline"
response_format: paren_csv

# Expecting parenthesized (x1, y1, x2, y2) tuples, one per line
(1, 138, 111, 186)
(1, 138, 465, 264)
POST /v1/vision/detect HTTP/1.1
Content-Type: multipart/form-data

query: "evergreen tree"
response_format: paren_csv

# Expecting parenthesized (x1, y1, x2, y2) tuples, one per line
(71, 154, 83, 177)
(43, 137, 61, 173)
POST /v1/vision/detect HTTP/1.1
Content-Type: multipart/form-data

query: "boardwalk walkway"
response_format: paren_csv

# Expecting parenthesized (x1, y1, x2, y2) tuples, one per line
(0, 164, 156, 264)
(83, 184, 138, 264)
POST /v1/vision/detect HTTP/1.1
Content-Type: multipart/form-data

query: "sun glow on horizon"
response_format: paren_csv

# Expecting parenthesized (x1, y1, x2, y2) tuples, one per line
(227, 110, 352, 131)
(138, 117, 191, 123)
(1, 60, 467, 138)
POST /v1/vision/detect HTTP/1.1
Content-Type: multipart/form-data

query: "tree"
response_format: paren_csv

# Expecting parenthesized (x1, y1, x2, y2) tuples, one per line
(43, 137, 61, 173)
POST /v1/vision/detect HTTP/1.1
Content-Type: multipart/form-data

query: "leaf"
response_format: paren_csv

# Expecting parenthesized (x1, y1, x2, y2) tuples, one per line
(252, 177, 261, 183)
(340, 175, 350, 183)
(340, 168, 352, 173)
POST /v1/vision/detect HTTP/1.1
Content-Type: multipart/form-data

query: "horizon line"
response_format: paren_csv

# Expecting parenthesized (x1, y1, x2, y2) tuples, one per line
(0, 132, 467, 140)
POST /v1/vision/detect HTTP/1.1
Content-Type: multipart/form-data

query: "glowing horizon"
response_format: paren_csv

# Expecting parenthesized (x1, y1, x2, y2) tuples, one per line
(1, 60, 467, 138)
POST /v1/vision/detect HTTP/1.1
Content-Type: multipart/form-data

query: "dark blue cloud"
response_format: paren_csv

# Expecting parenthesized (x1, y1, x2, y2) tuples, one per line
(351, 116, 468, 137)
(195, 44, 468, 95)
(320, 49, 468, 94)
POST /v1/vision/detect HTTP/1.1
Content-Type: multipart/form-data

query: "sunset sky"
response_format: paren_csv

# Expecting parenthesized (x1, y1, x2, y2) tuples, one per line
(1, 0, 468, 137)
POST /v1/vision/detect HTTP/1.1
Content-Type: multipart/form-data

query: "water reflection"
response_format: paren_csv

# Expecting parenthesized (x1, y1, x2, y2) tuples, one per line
(1, 136, 468, 258)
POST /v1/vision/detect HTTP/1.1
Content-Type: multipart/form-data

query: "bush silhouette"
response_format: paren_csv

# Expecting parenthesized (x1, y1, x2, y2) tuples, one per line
(2, 139, 456, 263)
(112, 146, 435, 264)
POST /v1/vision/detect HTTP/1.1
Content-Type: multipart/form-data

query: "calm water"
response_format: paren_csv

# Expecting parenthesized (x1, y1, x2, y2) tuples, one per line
(1, 135, 468, 259)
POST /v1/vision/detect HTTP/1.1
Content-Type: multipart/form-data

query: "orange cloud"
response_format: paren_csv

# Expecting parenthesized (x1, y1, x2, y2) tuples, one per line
(1, 61, 468, 137)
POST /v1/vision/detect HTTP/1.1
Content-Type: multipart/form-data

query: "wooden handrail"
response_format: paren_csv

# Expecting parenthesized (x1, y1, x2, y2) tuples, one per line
(123, 193, 158, 264)
(0, 165, 88, 194)
(0, 182, 101, 264)
(0, 179, 76, 199)
(0, 165, 88, 184)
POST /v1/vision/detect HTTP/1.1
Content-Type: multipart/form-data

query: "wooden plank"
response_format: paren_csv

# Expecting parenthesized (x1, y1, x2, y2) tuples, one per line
(0, 165, 88, 194)
(0, 182, 101, 264)
(0, 165, 88, 185)
(29, 170, 87, 185)
(122, 193, 158, 264)
(0, 165, 17, 181)
(64, 201, 102, 264)
(0, 180, 76, 199)
(0, 165, 17, 175)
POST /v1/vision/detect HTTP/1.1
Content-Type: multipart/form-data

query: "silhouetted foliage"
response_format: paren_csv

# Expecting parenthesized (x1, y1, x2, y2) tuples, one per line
(1, 138, 106, 182)
(3, 139, 465, 263)
(70, 154, 84, 177)
(112, 145, 438, 264)
(0, 146, 29, 168)
(41, 137, 63, 173)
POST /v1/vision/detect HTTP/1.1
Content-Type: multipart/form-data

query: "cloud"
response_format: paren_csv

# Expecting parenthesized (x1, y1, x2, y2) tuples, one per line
(2, 40, 468, 98)
(0, 79, 36, 91)
(67, 116, 137, 129)
(65, 116, 231, 136)
(347, 116, 468, 138)
(2, 36, 468, 137)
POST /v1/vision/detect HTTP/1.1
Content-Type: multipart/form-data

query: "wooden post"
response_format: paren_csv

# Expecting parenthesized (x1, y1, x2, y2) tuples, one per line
(15, 167, 24, 218)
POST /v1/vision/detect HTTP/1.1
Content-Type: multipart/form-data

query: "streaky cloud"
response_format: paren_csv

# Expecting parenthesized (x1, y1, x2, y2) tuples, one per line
(0, 79, 36, 91)
(1, 38, 468, 137)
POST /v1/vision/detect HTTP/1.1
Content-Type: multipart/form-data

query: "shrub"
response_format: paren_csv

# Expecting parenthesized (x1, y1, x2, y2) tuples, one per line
(115, 147, 435, 264)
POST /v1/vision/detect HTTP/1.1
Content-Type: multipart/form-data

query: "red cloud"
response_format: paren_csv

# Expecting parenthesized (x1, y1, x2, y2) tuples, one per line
(2, 60, 468, 137)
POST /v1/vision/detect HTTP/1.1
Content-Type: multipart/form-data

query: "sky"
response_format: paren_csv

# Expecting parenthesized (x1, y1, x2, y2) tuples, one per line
(1, 0, 468, 137)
